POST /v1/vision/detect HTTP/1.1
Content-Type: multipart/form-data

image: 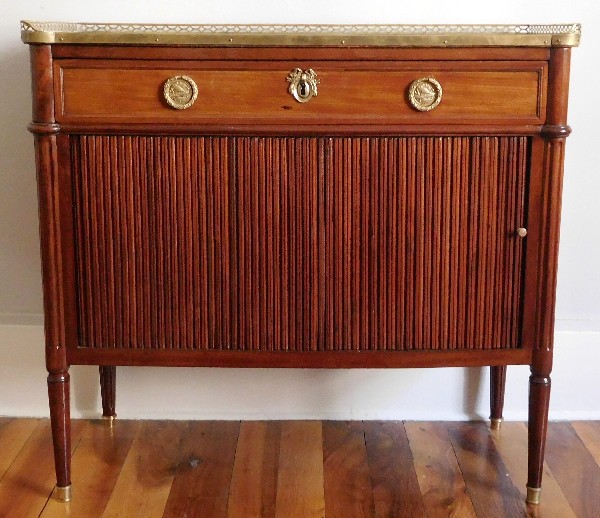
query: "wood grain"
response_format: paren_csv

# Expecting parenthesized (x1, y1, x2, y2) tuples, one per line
(572, 420, 600, 467)
(51, 45, 551, 62)
(323, 421, 374, 518)
(162, 421, 240, 518)
(447, 421, 526, 517)
(364, 421, 426, 518)
(0, 419, 86, 518)
(490, 421, 575, 518)
(489, 366, 507, 421)
(56, 61, 545, 125)
(101, 421, 187, 518)
(275, 421, 325, 518)
(25, 38, 576, 503)
(99, 366, 117, 418)
(544, 422, 600, 518)
(227, 421, 280, 518)
(0, 419, 596, 516)
(404, 422, 476, 518)
(71, 347, 531, 369)
(71, 135, 527, 354)
(40, 420, 139, 518)
(0, 418, 38, 483)
(524, 49, 573, 494)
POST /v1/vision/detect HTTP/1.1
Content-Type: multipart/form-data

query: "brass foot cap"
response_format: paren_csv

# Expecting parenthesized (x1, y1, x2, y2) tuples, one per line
(526, 486, 541, 505)
(54, 485, 72, 502)
(102, 415, 116, 427)
(490, 418, 503, 431)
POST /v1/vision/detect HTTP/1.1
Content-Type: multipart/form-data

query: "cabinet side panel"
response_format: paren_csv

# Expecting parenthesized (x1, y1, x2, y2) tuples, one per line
(71, 135, 527, 351)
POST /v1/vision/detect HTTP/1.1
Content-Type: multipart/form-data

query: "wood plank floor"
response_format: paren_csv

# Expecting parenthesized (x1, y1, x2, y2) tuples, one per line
(0, 419, 598, 517)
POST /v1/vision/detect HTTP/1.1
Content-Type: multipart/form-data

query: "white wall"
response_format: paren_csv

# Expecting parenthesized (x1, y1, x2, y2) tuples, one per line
(1, 1, 599, 420)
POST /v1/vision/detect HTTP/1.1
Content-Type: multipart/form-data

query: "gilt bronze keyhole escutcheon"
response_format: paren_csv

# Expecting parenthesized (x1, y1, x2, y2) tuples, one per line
(287, 68, 319, 103)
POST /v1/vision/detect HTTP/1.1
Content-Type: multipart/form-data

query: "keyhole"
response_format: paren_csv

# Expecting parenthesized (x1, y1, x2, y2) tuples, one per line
(299, 80, 310, 99)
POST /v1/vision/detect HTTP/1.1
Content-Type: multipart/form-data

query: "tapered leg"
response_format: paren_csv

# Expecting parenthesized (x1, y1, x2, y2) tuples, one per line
(99, 366, 117, 423)
(489, 365, 507, 430)
(527, 372, 551, 505)
(48, 369, 71, 502)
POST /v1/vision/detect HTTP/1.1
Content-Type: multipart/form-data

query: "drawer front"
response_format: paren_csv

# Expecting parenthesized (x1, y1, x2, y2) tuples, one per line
(56, 60, 546, 125)
(71, 135, 527, 352)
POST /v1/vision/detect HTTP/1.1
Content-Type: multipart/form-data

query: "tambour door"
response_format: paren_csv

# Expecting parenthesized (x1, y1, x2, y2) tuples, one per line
(70, 135, 528, 353)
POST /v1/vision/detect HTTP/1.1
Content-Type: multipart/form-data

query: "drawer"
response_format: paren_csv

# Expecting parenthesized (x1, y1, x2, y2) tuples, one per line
(55, 60, 547, 125)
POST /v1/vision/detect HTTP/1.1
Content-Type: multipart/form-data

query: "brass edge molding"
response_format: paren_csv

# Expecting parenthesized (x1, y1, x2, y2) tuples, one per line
(20, 21, 581, 47)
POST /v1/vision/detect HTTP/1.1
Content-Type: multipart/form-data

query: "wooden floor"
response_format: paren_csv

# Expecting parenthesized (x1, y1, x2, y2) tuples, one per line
(0, 419, 599, 517)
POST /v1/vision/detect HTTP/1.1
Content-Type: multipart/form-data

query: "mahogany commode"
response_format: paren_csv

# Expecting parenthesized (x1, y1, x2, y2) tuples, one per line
(21, 21, 580, 504)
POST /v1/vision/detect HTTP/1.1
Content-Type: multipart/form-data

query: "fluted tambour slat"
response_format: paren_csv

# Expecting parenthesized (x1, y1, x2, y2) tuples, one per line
(71, 135, 528, 351)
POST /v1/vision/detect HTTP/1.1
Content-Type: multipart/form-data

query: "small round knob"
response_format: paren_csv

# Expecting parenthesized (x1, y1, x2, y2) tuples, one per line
(163, 75, 198, 110)
(517, 228, 528, 237)
(408, 77, 443, 111)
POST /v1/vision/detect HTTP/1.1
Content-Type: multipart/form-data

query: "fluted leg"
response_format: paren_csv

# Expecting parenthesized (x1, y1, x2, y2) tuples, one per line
(489, 365, 507, 430)
(48, 369, 71, 502)
(527, 372, 551, 505)
(99, 366, 117, 423)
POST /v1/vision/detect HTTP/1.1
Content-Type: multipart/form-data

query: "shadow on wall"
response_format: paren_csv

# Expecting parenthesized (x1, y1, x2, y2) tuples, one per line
(71, 366, 102, 415)
(0, 39, 44, 322)
(464, 367, 485, 420)
(67, 365, 489, 420)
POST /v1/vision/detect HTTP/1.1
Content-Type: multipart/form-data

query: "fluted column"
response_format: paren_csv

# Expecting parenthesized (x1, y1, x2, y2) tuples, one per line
(526, 46, 572, 505)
